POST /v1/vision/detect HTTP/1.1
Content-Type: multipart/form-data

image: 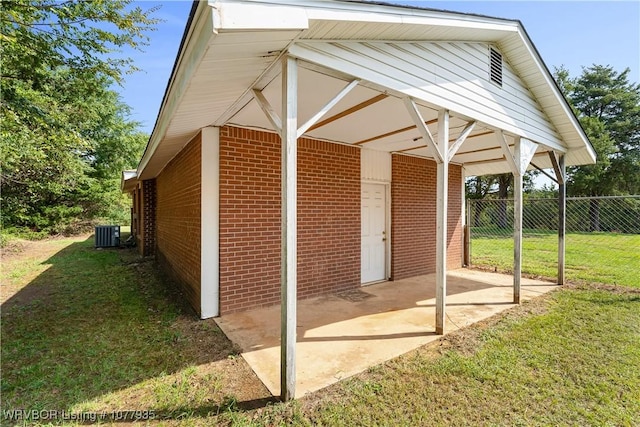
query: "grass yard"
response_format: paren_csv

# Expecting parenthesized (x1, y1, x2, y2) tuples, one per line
(1, 233, 639, 425)
(1, 234, 271, 424)
(470, 229, 640, 287)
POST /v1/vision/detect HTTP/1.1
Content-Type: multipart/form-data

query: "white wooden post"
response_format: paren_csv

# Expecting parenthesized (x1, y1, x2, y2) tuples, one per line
(435, 109, 449, 335)
(200, 127, 220, 318)
(557, 154, 566, 285)
(280, 55, 297, 401)
(513, 138, 523, 303)
(498, 134, 537, 303)
(403, 100, 461, 335)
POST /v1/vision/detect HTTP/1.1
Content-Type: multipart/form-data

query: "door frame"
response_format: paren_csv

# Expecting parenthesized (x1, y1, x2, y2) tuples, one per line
(361, 180, 391, 285)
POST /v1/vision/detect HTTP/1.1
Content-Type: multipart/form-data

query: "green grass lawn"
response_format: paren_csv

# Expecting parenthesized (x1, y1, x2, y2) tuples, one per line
(2, 234, 639, 426)
(470, 230, 640, 287)
(1, 234, 270, 424)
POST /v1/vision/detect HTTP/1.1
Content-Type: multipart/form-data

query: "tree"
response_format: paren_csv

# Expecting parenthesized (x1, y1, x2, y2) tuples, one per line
(557, 65, 640, 195)
(1, 0, 158, 84)
(1, 1, 157, 233)
(556, 65, 640, 230)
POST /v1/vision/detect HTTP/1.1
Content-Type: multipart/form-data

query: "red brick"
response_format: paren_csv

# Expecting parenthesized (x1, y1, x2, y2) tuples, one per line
(391, 154, 462, 280)
(155, 133, 202, 314)
(219, 126, 360, 314)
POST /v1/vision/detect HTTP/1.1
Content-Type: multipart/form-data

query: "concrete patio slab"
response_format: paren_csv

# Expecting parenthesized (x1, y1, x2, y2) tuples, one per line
(215, 269, 557, 397)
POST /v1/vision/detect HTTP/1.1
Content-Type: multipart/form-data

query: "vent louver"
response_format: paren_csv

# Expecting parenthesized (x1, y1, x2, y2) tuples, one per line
(490, 47, 503, 87)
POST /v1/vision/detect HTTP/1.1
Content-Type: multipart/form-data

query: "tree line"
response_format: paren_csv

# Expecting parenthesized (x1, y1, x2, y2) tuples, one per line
(2, 1, 638, 237)
(1, 0, 157, 238)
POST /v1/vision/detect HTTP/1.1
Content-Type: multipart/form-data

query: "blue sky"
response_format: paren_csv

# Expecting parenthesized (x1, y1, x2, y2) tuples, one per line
(119, 1, 640, 134)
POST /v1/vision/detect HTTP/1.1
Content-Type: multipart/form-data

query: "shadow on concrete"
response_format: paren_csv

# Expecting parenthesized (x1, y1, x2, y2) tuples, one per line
(298, 331, 438, 343)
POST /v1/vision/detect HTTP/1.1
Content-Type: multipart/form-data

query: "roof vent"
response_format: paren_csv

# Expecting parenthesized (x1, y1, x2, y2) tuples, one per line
(489, 47, 503, 87)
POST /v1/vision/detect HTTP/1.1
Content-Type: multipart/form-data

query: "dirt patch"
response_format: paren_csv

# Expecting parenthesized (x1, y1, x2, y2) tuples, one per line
(564, 281, 640, 295)
(468, 264, 555, 284)
(1, 238, 27, 257)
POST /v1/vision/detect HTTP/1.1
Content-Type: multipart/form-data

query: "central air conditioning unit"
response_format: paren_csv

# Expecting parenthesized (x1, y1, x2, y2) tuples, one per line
(95, 225, 120, 248)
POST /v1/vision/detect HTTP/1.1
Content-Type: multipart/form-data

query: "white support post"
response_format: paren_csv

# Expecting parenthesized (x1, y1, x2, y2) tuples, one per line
(512, 137, 538, 303)
(435, 109, 449, 335)
(201, 127, 220, 318)
(280, 55, 298, 402)
(403, 100, 450, 334)
(557, 154, 566, 285)
(513, 138, 523, 304)
(499, 133, 537, 304)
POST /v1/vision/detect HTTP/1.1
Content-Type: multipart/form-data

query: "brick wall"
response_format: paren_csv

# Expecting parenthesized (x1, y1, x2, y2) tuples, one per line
(155, 133, 202, 314)
(391, 154, 462, 280)
(219, 126, 360, 314)
(219, 127, 281, 314)
(298, 138, 360, 299)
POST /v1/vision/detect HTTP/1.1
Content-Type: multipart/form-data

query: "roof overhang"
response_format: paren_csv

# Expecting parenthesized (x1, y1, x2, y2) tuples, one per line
(121, 170, 138, 193)
(135, 0, 595, 180)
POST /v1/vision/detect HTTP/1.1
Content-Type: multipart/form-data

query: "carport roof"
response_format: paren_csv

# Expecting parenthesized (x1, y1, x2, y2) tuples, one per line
(135, 0, 595, 180)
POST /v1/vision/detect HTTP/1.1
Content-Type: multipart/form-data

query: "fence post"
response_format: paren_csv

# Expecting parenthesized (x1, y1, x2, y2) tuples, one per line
(464, 201, 471, 266)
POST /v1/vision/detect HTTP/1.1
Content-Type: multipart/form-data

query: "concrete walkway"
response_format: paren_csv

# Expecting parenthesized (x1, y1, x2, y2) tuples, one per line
(215, 269, 557, 397)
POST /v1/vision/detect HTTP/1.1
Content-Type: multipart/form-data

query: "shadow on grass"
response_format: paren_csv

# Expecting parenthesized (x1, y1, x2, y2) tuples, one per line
(149, 396, 281, 421)
(0, 235, 270, 414)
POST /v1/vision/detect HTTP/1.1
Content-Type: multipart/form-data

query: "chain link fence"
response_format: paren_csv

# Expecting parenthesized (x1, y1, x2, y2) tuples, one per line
(466, 196, 640, 287)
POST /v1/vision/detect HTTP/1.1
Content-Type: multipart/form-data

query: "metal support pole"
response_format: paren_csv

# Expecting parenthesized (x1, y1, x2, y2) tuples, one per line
(280, 55, 297, 401)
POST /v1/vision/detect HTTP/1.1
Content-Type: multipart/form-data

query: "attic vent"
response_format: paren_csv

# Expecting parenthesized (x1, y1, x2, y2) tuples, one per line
(489, 47, 503, 87)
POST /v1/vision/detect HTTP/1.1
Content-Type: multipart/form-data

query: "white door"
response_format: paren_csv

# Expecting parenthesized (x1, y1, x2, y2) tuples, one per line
(361, 183, 387, 284)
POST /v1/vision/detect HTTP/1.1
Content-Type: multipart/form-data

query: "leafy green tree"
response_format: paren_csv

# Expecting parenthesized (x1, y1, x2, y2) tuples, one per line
(1, 0, 157, 84)
(1, 1, 157, 234)
(556, 65, 640, 230)
(557, 65, 640, 196)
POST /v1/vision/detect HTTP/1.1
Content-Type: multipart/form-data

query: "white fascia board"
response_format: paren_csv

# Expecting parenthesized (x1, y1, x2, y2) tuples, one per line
(514, 29, 596, 163)
(122, 170, 137, 181)
(245, 0, 518, 29)
(212, 2, 309, 31)
(138, 2, 215, 180)
(121, 170, 138, 192)
(306, 8, 518, 34)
